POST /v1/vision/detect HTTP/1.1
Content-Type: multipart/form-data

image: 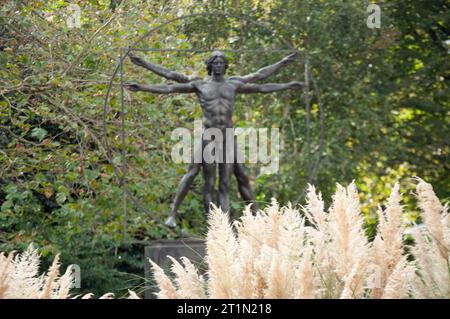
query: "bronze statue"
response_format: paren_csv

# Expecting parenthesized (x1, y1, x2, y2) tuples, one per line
(126, 51, 303, 228)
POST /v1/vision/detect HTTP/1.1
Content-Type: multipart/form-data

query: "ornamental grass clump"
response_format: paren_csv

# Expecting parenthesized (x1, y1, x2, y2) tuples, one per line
(150, 178, 449, 299)
(0, 245, 73, 299)
(0, 246, 140, 299)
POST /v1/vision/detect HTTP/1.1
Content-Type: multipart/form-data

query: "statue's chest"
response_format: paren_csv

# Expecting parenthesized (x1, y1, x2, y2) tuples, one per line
(199, 82, 236, 101)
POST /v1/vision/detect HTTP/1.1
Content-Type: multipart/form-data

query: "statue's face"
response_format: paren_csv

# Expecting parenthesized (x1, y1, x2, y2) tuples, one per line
(211, 57, 226, 76)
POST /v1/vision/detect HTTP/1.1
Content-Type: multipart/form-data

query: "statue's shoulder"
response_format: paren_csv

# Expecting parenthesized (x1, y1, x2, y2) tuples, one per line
(190, 79, 206, 87)
(228, 76, 241, 82)
(227, 77, 244, 87)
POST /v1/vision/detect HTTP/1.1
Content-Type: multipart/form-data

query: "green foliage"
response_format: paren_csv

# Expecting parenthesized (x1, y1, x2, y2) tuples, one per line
(0, 0, 448, 295)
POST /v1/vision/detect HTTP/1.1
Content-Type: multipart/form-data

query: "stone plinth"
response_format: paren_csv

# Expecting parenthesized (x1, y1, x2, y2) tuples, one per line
(144, 239, 206, 299)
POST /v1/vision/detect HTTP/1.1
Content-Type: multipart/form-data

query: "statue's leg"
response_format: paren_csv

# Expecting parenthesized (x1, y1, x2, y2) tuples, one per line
(165, 162, 201, 228)
(218, 162, 233, 214)
(202, 162, 216, 215)
(233, 138, 258, 212)
(234, 162, 258, 212)
(165, 142, 203, 228)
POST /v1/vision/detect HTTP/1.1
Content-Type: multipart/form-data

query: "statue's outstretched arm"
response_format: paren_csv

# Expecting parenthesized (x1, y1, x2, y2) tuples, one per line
(230, 52, 298, 83)
(129, 54, 200, 83)
(125, 81, 197, 94)
(237, 81, 304, 93)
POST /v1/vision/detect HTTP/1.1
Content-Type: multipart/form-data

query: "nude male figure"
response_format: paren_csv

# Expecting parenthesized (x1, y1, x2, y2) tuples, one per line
(127, 51, 303, 227)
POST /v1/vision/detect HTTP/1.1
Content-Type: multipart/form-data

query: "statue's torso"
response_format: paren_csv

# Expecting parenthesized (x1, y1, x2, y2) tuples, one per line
(195, 79, 240, 131)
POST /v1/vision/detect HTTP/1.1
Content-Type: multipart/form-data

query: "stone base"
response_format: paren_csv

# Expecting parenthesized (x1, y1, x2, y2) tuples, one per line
(144, 239, 206, 299)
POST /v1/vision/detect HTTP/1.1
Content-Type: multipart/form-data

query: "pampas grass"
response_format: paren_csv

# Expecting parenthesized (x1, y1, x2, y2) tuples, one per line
(151, 178, 449, 299)
(0, 245, 74, 299)
(1, 178, 447, 299)
(0, 245, 139, 299)
(410, 178, 450, 298)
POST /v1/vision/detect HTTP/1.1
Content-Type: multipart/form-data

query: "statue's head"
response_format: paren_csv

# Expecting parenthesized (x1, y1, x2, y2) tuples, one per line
(205, 51, 228, 76)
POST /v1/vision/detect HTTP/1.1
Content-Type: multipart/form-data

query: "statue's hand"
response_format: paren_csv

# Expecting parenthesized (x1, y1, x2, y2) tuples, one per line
(125, 83, 141, 91)
(290, 81, 304, 89)
(129, 54, 144, 66)
(283, 52, 299, 64)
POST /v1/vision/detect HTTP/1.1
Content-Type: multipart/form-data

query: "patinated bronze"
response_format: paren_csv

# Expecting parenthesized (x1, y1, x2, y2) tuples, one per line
(127, 51, 303, 227)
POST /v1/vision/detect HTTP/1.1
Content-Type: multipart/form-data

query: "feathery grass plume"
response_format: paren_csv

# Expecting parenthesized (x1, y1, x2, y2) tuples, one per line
(340, 256, 368, 299)
(234, 200, 311, 298)
(410, 178, 450, 298)
(8, 245, 44, 298)
(415, 177, 449, 260)
(265, 198, 283, 249)
(149, 259, 180, 299)
(149, 205, 234, 299)
(55, 265, 75, 299)
(252, 243, 275, 298)
(330, 183, 367, 276)
(302, 185, 333, 298)
(327, 182, 370, 298)
(167, 256, 206, 299)
(244, 200, 304, 298)
(233, 204, 268, 298)
(234, 204, 261, 252)
(77, 291, 139, 299)
(262, 246, 285, 298)
(0, 252, 14, 298)
(232, 237, 256, 298)
(294, 245, 315, 299)
(370, 183, 413, 298)
(127, 289, 141, 299)
(40, 254, 61, 299)
(0, 245, 77, 299)
(303, 184, 327, 231)
(0, 246, 134, 299)
(272, 203, 307, 298)
(381, 257, 415, 299)
(205, 203, 238, 298)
